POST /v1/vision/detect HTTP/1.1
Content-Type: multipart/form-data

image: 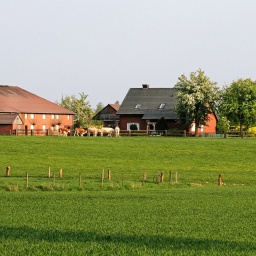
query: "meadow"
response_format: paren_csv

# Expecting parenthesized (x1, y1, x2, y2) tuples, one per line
(0, 136, 255, 255)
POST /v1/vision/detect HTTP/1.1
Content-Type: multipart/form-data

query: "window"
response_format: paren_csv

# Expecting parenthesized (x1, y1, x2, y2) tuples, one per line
(25, 114, 28, 119)
(30, 114, 34, 119)
(30, 124, 34, 130)
(134, 104, 141, 109)
(159, 103, 166, 109)
(67, 115, 70, 120)
(42, 125, 46, 131)
(42, 114, 46, 120)
(56, 114, 59, 119)
(52, 114, 54, 119)
(127, 123, 140, 130)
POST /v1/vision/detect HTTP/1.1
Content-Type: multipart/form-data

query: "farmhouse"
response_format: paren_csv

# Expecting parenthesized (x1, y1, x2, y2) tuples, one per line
(92, 104, 120, 127)
(0, 85, 75, 135)
(116, 84, 217, 135)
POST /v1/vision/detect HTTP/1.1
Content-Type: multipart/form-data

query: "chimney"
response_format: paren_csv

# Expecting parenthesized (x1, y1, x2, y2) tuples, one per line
(142, 84, 149, 89)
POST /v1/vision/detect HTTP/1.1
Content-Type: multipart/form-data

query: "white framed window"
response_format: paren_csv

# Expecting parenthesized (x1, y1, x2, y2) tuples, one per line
(134, 104, 141, 109)
(56, 114, 59, 119)
(42, 114, 46, 120)
(56, 125, 59, 131)
(30, 124, 34, 130)
(201, 125, 204, 132)
(25, 114, 28, 119)
(127, 123, 140, 130)
(30, 114, 34, 119)
(67, 115, 70, 120)
(52, 114, 54, 119)
(42, 125, 46, 131)
(159, 103, 166, 109)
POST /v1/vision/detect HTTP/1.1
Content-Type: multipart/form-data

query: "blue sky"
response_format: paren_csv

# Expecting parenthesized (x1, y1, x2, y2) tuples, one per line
(1, 0, 256, 109)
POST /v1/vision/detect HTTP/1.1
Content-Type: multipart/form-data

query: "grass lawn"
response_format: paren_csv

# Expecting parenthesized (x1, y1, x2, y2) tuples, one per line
(0, 136, 255, 255)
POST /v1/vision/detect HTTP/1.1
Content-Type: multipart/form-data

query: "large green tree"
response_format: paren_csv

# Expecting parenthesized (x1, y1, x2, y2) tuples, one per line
(220, 78, 256, 134)
(174, 69, 220, 135)
(57, 93, 93, 128)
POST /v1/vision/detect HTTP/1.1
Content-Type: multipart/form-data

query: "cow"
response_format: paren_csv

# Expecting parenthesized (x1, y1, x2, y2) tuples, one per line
(99, 127, 115, 137)
(59, 127, 70, 137)
(87, 127, 99, 137)
(115, 126, 120, 137)
(74, 128, 87, 136)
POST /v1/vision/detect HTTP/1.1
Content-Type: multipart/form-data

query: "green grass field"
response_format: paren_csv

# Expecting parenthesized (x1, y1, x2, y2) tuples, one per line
(0, 136, 255, 255)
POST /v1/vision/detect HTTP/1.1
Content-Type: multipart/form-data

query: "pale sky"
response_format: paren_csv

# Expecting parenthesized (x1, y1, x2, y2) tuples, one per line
(1, 0, 256, 109)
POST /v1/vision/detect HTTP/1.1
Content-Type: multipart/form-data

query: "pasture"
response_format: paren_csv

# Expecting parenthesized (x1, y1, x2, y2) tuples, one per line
(0, 136, 255, 255)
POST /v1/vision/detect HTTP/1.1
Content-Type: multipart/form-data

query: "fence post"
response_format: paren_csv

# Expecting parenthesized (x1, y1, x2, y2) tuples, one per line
(48, 167, 51, 178)
(101, 169, 104, 187)
(6, 166, 10, 176)
(53, 173, 55, 187)
(218, 174, 222, 186)
(169, 171, 172, 184)
(183, 130, 186, 137)
(26, 172, 29, 188)
(175, 172, 178, 184)
(161, 172, 164, 183)
(108, 169, 111, 180)
(59, 169, 63, 178)
(143, 172, 147, 184)
(79, 173, 82, 188)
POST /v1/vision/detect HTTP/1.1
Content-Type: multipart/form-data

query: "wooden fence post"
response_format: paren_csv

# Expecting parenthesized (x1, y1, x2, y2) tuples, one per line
(59, 169, 63, 178)
(26, 172, 29, 188)
(108, 169, 111, 180)
(101, 169, 104, 187)
(169, 171, 172, 184)
(161, 172, 164, 183)
(48, 167, 51, 178)
(6, 166, 10, 176)
(143, 172, 147, 184)
(53, 173, 55, 187)
(175, 172, 178, 184)
(79, 173, 82, 188)
(218, 174, 222, 186)
(183, 130, 186, 137)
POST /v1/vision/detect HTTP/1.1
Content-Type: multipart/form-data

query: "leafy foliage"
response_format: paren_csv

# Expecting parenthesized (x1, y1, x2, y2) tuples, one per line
(155, 117, 168, 131)
(57, 93, 93, 128)
(174, 69, 220, 135)
(220, 78, 256, 133)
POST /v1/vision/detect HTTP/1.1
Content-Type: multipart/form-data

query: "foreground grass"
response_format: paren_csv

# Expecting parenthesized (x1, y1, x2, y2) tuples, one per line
(0, 136, 255, 255)
(0, 187, 255, 255)
(0, 136, 255, 190)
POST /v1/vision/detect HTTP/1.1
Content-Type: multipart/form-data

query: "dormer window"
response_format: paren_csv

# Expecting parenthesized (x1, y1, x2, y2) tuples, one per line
(135, 104, 141, 109)
(159, 103, 166, 109)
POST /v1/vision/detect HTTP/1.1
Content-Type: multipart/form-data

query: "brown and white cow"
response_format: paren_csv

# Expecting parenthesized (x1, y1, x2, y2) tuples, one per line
(59, 128, 70, 137)
(74, 128, 87, 136)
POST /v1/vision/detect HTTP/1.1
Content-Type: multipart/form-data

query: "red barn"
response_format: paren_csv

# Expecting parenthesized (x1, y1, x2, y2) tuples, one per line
(0, 85, 75, 135)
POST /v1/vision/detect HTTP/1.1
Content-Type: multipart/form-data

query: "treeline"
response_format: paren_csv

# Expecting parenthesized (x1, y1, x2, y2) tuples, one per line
(57, 69, 256, 135)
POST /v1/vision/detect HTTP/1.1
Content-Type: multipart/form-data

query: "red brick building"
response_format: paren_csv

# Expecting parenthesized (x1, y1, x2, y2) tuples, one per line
(117, 84, 217, 135)
(0, 85, 75, 135)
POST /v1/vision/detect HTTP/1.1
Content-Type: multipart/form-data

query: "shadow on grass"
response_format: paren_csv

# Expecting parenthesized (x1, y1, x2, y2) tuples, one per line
(0, 226, 255, 253)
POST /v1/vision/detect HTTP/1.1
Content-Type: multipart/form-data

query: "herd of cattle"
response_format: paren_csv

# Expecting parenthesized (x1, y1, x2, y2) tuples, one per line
(58, 126, 120, 137)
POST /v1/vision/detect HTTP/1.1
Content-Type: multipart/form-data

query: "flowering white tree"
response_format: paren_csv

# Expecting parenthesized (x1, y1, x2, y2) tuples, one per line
(174, 69, 220, 135)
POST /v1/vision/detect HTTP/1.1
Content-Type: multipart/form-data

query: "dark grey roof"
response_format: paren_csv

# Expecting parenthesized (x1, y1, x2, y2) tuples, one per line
(117, 87, 178, 120)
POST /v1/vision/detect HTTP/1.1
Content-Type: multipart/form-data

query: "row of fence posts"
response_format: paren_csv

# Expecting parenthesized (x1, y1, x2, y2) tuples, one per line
(5, 166, 224, 187)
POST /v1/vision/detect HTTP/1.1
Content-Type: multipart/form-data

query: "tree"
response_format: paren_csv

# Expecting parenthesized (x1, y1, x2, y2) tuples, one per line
(155, 117, 168, 131)
(220, 78, 256, 135)
(57, 93, 93, 128)
(94, 102, 104, 114)
(174, 69, 220, 136)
